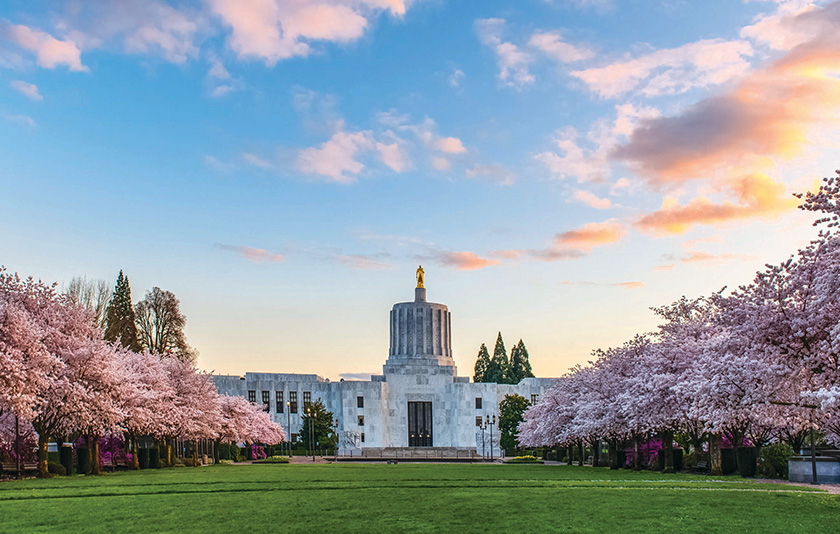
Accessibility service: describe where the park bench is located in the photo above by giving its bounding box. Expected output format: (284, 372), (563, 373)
(692, 460), (709, 474)
(1, 460), (38, 475)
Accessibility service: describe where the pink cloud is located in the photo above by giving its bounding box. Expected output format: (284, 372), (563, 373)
(209, 0), (405, 65)
(434, 136), (466, 154)
(297, 129), (374, 183)
(216, 244), (284, 263)
(3, 23), (87, 71)
(572, 189), (612, 209)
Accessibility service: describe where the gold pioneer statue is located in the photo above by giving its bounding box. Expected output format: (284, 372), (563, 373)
(416, 265), (425, 288)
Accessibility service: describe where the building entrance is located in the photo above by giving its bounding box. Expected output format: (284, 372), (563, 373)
(408, 401), (433, 447)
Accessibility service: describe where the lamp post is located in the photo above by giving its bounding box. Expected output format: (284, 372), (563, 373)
(286, 401), (291, 457)
(486, 414), (496, 462)
(333, 418), (339, 461)
(480, 419), (487, 462)
(306, 407), (316, 462)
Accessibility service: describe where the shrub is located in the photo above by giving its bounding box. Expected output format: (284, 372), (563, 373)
(236, 455), (246, 463)
(254, 456), (290, 464)
(218, 459), (234, 465)
(506, 455), (543, 464)
(737, 447), (757, 477)
(48, 461), (66, 476)
(758, 443), (793, 479)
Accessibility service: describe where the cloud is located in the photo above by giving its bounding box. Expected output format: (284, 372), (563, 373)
(536, 104), (659, 182)
(740, 1), (823, 51)
(449, 67), (465, 88)
(2, 23), (87, 71)
(561, 280), (644, 289)
(663, 250), (756, 264)
(209, 0), (406, 65)
(475, 18), (535, 88)
(572, 189), (612, 209)
(434, 136), (466, 154)
(528, 30), (594, 63)
(4, 113), (36, 129)
(653, 264), (674, 271)
(635, 174), (799, 234)
(431, 156), (451, 171)
(555, 221), (625, 250)
(571, 38), (753, 98)
(433, 251), (499, 270)
(203, 154), (235, 173)
(336, 254), (391, 270)
(612, 5), (840, 186)
(297, 129), (374, 183)
(376, 141), (411, 172)
(9, 80), (42, 101)
(241, 152), (274, 169)
(465, 164), (516, 185)
(216, 243), (285, 262)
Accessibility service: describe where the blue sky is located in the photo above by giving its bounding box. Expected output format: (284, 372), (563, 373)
(1, 0), (838, 379)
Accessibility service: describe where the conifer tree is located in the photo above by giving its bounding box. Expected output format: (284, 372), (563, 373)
(487, 332), (508, 384)
(509, 339), (535, 383)
(518, 339), (534, 378)
(473, 343), (491, 383)
(104, 270), (140, 351)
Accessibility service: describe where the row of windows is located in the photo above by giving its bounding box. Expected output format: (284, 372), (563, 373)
(247, 391), (369, 414)
(247, 392), (538, 416)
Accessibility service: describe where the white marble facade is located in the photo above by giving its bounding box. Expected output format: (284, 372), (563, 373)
(212, 283), (556, 457)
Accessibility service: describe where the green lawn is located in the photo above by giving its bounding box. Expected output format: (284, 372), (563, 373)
(0, 464), (837, 533)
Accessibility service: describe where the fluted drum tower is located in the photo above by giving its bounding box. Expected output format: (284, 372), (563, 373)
(383, 267), (456, 375)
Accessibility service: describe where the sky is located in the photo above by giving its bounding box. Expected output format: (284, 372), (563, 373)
(1, 0), (839, 381)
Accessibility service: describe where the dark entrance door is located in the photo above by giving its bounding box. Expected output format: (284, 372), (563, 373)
(408, 401), (433, 447)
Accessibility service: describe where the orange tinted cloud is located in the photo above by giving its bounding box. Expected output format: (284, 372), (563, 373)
(435, 251), (499, 271)
(555, 221), (625, 250)
(636, 174), (798, 234)
(613, 2), (840, 187)
(561, 280), (644, 289)
(216, 244), (284, 262)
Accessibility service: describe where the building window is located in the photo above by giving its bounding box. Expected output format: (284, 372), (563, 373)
(291, 433), (298, 443)
(361, 433), (365, 443)
(248, 390), (256, 403)
(289, 391), (298, 413)
(276, 391), (283, 413)
(475, 416), (482, 427)
(262, 391), (270, 412)
(531, 394), (539, 404)
(475, 397), (482, 410)
(303, 391), (311, 409)
(358, 415), (365, 426)
(357, 396), (364, 408)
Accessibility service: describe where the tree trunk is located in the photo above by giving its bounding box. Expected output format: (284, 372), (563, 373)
(608, 440), (619, 470)
(633, 435), (642, 470)
(193, 440), (199, 467)
(37, 432), (49, 478)
(661, 430), (674, 473)
(130, 433), (140, 470)
(167, 438), (174, 467)
(88, 435), (101, 475)
(577, 441), (584, 466)
(592, 439), (600, 467)
(709, 433), (723, 476)
(15, 415), (21, 480)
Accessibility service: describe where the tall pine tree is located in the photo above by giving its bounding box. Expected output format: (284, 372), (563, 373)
(473, 343), (491, 382)
(104, 270), (140, 351)
(508, 339), (535, 383)
(487, 332), (509, 384)
(518, 339), (534, 378)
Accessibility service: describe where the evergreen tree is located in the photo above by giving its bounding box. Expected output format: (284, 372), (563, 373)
(518, 339), (534, 378)
(473, 343), (491, 383)
(104, 270), (139, 351)
(487, 332), (509, 384)
(508, 339), (535, 383)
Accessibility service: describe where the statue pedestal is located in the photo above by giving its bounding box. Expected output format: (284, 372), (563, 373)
(415, 287), (426, 302)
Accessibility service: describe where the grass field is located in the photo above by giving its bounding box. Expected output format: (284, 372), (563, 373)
(1, 463), (838, 533)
